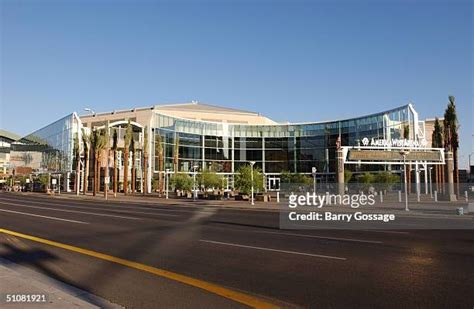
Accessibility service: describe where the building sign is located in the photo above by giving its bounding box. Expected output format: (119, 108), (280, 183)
(348, 149), (442, 162)
(361, 137), (427, 148)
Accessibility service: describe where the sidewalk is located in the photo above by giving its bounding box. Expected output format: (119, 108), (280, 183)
(10, 191), (473, 218)
(0, 258), (122, 308)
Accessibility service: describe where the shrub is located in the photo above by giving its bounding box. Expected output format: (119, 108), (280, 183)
(171, 173), (193, 192)
(234, 165), (264, 195)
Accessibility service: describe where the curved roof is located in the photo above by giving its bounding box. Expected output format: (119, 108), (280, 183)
(155, 102), (260, 115)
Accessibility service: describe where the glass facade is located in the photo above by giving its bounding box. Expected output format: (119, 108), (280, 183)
(15, 114), (76, 173)
(152, 105), (416, 177)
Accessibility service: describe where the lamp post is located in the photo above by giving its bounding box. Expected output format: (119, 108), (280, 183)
(192, 165), (199, 201)
(250, 161), (256, 206)
(165, 168), (170, 199)
(400, 151), (410, 211)
(429, 167), (433, 198)
(469, 152), (474, 182)
(312, 166), (317, 193)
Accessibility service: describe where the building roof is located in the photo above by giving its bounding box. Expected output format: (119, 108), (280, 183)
(155, 102), (260, 116)
(0, 129), (21, 141)
(154, 102), (277, 125)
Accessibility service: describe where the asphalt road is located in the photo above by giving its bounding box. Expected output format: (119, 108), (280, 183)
(1, 192), (474, 308)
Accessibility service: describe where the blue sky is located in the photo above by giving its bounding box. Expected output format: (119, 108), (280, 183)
(1, 0), (472, 166)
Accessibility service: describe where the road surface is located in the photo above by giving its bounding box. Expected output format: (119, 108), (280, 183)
(1, 193), (473, 308)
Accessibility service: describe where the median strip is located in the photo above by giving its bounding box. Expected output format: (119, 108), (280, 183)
(199, 239), (347, 260)
(0, 228), (280, 309)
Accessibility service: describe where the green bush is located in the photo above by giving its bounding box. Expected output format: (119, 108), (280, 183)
(234, 165), (264, 195)
(171, 173), (193, 192)
(344, 170), (353, 183)
(197, 169), (224, 190)
(37, 175), (49, 191)
(281, 171), (312, 185)
(374, 172), (400, 191)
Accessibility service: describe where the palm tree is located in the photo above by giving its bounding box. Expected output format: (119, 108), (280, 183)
(103, 121), (110, 198)
(131, 136), (136, 194)
(432, 118), (443, 193)
(443, 96), (459, 196)
(403, 125), (412, 194)
(155, 132), (164, 195)
(112, 128), (118, 197)
(73, 132), (80, 195)
(81, 128), (90, 195)
(143, 127), (148, 195)
(123, 120), (132, 195)
(91, 130), (98, 196)
(92, 129), (106, 196)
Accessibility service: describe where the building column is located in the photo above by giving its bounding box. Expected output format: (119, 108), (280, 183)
(445, 151), (457, 201)
(337, 149), (344, 195)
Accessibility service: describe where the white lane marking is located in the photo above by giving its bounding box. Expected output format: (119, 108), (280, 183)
(247, 230), (383, 244)
(363, 230), (410, 235)
(0, 208), (88, 224)
(199, 239), (346, 261)
(0, 197), (184, 216)
(0, 201), (141, 220)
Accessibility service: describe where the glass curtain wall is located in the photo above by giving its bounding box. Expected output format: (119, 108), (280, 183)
(151, 105), (414, 177)
(15, 114), (75, 173)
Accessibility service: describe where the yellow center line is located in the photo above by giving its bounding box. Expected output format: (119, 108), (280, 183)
(0, 228), (279, 309)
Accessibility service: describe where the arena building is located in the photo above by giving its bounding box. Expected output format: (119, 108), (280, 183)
(12, 102), (445, 193)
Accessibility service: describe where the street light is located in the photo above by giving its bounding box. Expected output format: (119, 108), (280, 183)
(165, 168), (170, 199)
(249, 161), (256, 206)
(429, 166), (433, 198)
(312, 166), (317, 193)
(84, 108), (96, 115)
(469, 152), (474, 182)
(400, 151), (410, 211)
(192, 165), (199, 201)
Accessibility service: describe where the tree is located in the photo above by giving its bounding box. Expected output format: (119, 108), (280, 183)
(171, 173), (193, 192)
(357, 172), (375, 191)
(112, 128), (119, 197)
(123, 120), (132, 195)
(234, 165), (264, 195)
(280, 171), (312, 185)
(374, 171), (399, 192)
(432, 118), (443, 193)
(91, 128), (106, 196)
(443, 96), (459, 195)
(155, 132), (164, 196)
(131, 136), (136, 194)
(37, 175), (49, 192)
(103, 121), (110, 198)
(81, 128), (90, 195)
(73, 132), (81, 195)
(142, 127), (148, 195)
(198, 169), (224, 190)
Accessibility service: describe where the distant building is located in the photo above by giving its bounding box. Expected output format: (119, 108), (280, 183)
(0, 129), (21, 183)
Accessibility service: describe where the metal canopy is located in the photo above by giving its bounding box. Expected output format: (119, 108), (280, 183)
(341, 146), (445, 165)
